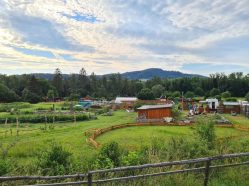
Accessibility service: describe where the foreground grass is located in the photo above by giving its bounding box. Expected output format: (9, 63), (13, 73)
(96, 125), (248, 150)
(1, 111), (248, 162)
(0, 111), (136, 165)
(224, 114), (249, 129)
(0, 109), (249, 182)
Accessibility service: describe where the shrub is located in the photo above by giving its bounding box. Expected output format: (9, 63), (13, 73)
(172, 106), (181, 120)
(172, 91), (181, 98)
(0, 160), (8, 176)
(37, 143), (72, 175)
(195, 118), (216, 149)
(0, 102), (31, 112)
(210, 88), (220, 97)
(221, 91), (231, 98)
(162, 138), (209, 161)
(122, 151), (142, 166)
(0, 114), (89, 124)
(185, 91), (195, 98)
(225, 97), (237, 102)
(245, 92), (249, 102)
(137, 88), (155, 100)
(94, 142), (121, 169)
(194, 87), (204, 96)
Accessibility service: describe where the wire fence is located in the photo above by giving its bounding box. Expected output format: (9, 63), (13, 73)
(0, 152), (248, 186)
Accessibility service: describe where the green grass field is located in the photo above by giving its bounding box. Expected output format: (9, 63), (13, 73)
(1, 110), (249, 163)
(1, 101), (249, 184)
(0, 111), (136, 164)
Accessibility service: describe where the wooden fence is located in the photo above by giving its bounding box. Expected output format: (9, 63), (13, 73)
(85, 122), (191, 148)
(85, 122), (233, 148)
(0, 152), (248, 186)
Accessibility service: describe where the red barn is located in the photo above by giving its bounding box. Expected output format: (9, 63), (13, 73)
(137, 104), (173, 120)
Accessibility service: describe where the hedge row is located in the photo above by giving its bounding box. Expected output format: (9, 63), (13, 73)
(0, 102), (31, 112)
(0, 114), (90, 124)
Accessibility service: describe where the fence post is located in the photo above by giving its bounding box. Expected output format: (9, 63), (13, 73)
(204, 159), (211, 186)
(16, 117), (19, 136)
(87, 172), (92, 186)
(74, 112), (76, 126)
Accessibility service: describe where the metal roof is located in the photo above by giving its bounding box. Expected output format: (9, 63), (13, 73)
(115, 97), (138, 103)
(137, 104), (173, 110)
(223, 102), (240, 106)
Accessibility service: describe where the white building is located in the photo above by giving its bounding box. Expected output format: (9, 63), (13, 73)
(114, 97), (138, 104)
(200, 98), (219, 110)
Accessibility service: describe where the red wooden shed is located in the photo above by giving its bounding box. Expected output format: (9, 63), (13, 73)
(137, 104), (173, 120)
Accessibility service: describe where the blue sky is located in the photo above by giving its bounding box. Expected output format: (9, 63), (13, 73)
(0, 0), (249, 75)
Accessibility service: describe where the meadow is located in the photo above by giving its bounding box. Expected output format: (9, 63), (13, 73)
(0, 102), (249, 185)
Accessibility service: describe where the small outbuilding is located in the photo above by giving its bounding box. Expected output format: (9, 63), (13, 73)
(137, 104), (173, 121)
(200, 98), (219, 112)
(114, 97), (138, 110)
(222, 102), (241, 114)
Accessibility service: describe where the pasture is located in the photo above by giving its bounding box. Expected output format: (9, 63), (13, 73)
(0, 101), (249, 186)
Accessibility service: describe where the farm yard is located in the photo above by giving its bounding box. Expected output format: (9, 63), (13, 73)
(0, 101), (249, 185)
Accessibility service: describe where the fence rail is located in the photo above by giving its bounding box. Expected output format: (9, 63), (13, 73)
(0, 152), (249, 186)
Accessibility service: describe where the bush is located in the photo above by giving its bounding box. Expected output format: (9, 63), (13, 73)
(162, 138), (209, 161)
(195, 118), (216, 149)
(245, 92), (249, 102)
(172, 91), (181, 98)
(214, 95), (221, 101)
(0, 160), (8, 176)
(172, 106), (181, 120)
(94, 142), (121, 169)
(194, 87), (204, 96)
(185, 91), (195, 98)
(0, 102), (31, 112)
(221, 91), (231, 98)
(122, 151), (143, 166)
(137, 88), (155, 100)
(210, 88), (220, 97)
(225, 97), (237, 102)
(37, 143), (72, 175)
(0, 114), (89, 124)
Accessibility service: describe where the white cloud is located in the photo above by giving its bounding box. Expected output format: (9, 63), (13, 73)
(0, 0), (249, 75)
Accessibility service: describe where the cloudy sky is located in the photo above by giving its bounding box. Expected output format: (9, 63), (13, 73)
(0, 0), (249, 75)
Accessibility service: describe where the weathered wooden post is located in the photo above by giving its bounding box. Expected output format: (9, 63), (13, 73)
(204, 159), (211, 186)
(87, 172), (92, 186)
(45, 115), (47, 130)
(74, 112), (76, 126)
(5, 118), (8, 137)
(16, 117), (19, 136)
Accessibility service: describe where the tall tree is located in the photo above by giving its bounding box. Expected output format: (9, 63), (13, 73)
(52, 68), (63, 97)
(78, 68), (89, 97)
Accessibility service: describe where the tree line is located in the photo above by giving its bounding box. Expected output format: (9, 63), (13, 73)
(0, 68), (249, 103)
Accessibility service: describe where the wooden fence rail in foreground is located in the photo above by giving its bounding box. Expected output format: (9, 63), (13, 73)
(85, 122), (233, 148)
(0, 152), (248, 186)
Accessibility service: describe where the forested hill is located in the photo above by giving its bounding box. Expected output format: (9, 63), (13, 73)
(120, 68), (204, 80)
(31, 68), (204, 80)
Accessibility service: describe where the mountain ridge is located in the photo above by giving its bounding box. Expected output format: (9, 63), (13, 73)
(14, 68), (205, 80)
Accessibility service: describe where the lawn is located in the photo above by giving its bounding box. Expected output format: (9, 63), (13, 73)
(0, 110), (137, 165)
(224, 114), (249, 129)
(1, 105), (249, 176)
(96, 125), (249, 150)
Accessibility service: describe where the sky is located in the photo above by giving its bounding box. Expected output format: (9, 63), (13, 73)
(0, 0), (249, 76)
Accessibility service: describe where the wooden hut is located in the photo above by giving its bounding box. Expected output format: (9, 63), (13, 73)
(222, 102), (241, 114)
(137, 104), (173, 122)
